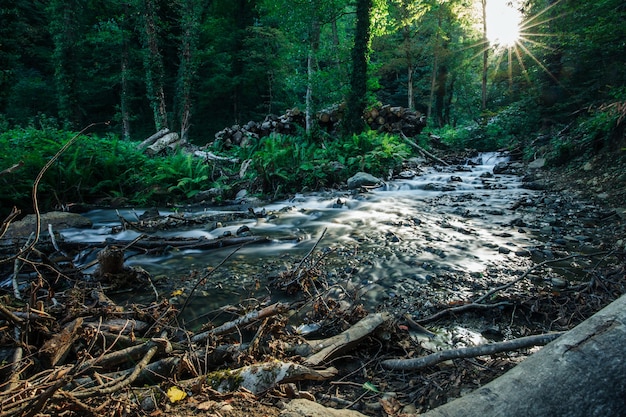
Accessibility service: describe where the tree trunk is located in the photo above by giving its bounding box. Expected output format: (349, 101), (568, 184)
(420, 293), (626, 417)
(344, 0), (373, 135)
(140, 0), (168, 131)
(49, 0), (80, 127)
(177, 0), (203, 142)
(435, 65), (448, 127)
(481, 0), (488, 111)
(306, 49), (314, 134)
(120, 12), (131, 141)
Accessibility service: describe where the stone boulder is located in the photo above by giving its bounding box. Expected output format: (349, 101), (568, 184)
(4, 211), (92, 239)
(280, 399), (367, 417)
(347, 172), (382, 189)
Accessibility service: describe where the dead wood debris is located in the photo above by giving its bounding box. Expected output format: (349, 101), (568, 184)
(0, 208), (624, 416)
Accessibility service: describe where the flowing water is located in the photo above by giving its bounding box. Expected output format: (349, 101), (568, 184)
(62, 152), (542, 325)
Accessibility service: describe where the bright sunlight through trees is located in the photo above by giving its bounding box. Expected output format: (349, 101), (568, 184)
(486, 1), (522, 47)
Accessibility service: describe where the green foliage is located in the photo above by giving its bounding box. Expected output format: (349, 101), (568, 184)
(0, 127), (205, 215)
(250, 130), (410, 195)
(433, 99), (541, 151)
(154, 151), (210, 199)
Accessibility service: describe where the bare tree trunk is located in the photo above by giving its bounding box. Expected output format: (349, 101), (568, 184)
(344, 0), (373, 135)
(305, 15), (320, 135)
(481, 0), (488, 111)
(428, 54), (437, 121)
(140, 0), (168, 131)
(407, 64), (414, 110)
(306, 49), (314, 134)
(120, 17), (131, 141)
(177, 0), (203, 142)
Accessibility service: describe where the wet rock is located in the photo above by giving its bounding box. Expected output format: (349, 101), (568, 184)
(347, 172), (381, 189)
(450, 176), (463, 182)
(193, 187), (222, 202)
(493, 162), (514, 174)
(139, 207), (160, 220)
(522, 180), (548, 190)
(396, 170), (418, 179)
(4, 211), (92, 239)
(528, 158), (546, 169)
(235, 189), (248, 201)
(422, 183), (456, 192)
(236, 225), (250, 235)
(498, 247), (511, 254)
(551, 277), (568, 288)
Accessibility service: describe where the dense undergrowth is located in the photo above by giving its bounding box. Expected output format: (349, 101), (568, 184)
(1, 99), (624, 219)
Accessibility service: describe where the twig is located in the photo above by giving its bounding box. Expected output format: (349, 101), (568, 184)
(381, 332), (564, 370)
(417, 301), (511, 324)
(177, 244), (245, 320)
(293, 228), (327, 276)
(191, 302), (288, 343)
(70, 337), (170, 398)
(26, 123), (105, 259)
(0, 206), (21, 241)
(400, 131), (449, 166)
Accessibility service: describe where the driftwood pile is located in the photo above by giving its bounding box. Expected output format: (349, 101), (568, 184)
(214, 105), (427, 148)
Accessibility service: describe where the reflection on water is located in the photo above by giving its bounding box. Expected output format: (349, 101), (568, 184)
(62, 152), (540, 318)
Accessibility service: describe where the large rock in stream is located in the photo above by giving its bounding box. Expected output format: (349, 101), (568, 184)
(4, 211), (92, 239)
(347, 172), (382, 189)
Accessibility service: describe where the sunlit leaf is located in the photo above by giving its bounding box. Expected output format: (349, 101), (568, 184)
(167, 386), (187, 403)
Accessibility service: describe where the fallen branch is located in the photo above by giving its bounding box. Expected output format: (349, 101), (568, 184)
(191, 302), (288, 343)
(0, 161), (24, 176)
(419, 295), (626, 417)
(417, 301), (511, 324)
(400, 132), (449, 166)
(381, 332), (564, 371)
(183, 361), (338, 395)
(304, 312), (391, 366)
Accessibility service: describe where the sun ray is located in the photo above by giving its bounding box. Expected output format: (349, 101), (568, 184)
(521, 0), (564, 28)
(516, 41), (562, 87)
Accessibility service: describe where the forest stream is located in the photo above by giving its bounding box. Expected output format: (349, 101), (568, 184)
(2, 151), (625, 417)
(59, 152), (623, 343)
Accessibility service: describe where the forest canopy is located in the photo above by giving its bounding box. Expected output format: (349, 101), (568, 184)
(1, 0), (624, 145)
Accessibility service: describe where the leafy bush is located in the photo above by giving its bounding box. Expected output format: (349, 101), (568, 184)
(0, 127), (414, 217)
(436, 99), (541, 151)
(0, 127), (172, 215)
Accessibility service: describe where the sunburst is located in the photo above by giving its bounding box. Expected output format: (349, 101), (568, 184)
(481, 0), (567, 95)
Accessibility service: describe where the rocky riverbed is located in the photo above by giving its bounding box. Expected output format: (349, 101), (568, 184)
(1, 150), (624, 417)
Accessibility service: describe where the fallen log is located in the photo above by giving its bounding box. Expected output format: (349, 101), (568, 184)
(419, 293), (626, 417)
(59, 235), (271, 251)
(145, 132), (182, 156)
(381, 332), (564, 371)
(136, 128), (170, 150)
(400, 132), (449, 166)
(185, 361), (338, 395)
(303, 312), (391, 366)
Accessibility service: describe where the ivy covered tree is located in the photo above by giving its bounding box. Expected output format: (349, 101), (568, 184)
(344, 0), (373, 135)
